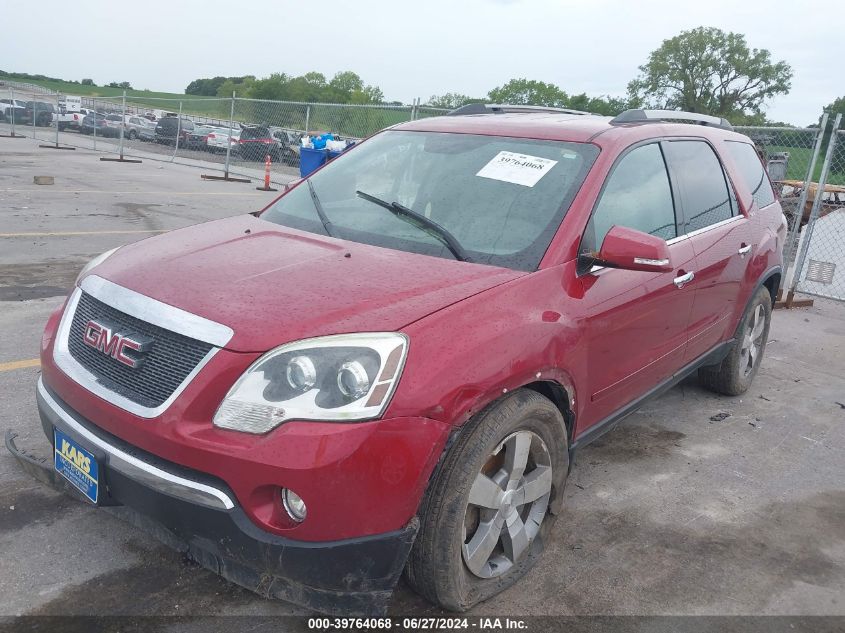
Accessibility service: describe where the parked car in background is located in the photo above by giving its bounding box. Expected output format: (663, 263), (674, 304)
(0, 98), (27, 122)
(79, 113), (117, 137)
(154, 116), (195, 145)
(270, 127), (301, 166)
(204, 127), (240, 153)
(57, 111), (87, 132)
(238, 125), (283, 161)
(124, 115), (156, 141)
(184, 125), (214, 151)
(20, 101), (56, 127)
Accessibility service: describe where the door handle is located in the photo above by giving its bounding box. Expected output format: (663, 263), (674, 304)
(673, 271), (695, 288)
(738, 244), (752, 256)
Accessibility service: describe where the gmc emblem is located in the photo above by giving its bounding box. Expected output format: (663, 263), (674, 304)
(82, 320), (151, 369)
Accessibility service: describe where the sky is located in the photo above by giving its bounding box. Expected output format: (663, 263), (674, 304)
(3, 0), (838, 126)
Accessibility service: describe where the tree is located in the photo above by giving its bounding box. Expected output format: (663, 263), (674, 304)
(107, 81), (133, 89)
(487, 79), (569, 107)
(628, 27), (792, 120)
(426, 93), (482, 109)
(80, 78), (95, 86)
(185, 76), (228, 96)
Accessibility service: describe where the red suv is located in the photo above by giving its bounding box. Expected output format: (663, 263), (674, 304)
(11, 106), (785, 615)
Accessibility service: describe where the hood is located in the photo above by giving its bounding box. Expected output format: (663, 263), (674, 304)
(91, 215), (524, 352)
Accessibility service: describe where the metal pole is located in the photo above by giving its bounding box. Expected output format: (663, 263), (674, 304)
(223, 91), (236, 178)
(118, 89), (126, 159)
(9, 86), (17, 137)
(305, 104), (310, 135)
(787, 112), (842, 303)
(92, 99), (97, 150)
(55, 92), (60, 146)
(781, 113), (829, 292)
(32, 92), (37, 139)
(171, 100), (182, 162)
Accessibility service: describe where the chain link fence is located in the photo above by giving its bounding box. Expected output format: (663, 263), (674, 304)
(3, 81), (845, 305)
(0, 82), (445, 183)
(786, 114), (845, 303)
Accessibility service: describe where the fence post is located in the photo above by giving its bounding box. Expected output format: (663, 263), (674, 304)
(55, 92), (60, 146)
(8, 86), (19, 137)
(32, 94), (37, 139)
(171, 100), (182, 162)
(781, 113), (829, 292)
(305, 104), (311, 134)
(224, 91), (235, 178)
(118, 89), (126, 159)
(786, 112), (842, 305)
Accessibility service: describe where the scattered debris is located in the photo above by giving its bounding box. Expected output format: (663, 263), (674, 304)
(748, 421), (757, 428)
(710, 412), (731, 422)
(571, 544), (583, 550)
(574, 483), (585, 490)
(759, 395), (772, 401)
(835, 402), (845, 410)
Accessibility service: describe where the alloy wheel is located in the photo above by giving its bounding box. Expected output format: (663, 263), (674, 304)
(462, 430), (552, 578)
(740, 304), (766, 378)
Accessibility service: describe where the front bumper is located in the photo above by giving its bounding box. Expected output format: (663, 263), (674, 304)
(7, 378), (418, 615)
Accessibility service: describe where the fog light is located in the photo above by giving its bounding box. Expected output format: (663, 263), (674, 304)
(282, 488), (307, 522)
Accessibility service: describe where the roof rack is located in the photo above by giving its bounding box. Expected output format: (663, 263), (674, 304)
(447, 103), (594, 117)
(610, 109), (733, 130)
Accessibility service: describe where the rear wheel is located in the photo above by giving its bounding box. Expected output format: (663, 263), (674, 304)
(406, 389), (569, 611)
(698, 286), (772, 396)
(127, 129), (137, 140)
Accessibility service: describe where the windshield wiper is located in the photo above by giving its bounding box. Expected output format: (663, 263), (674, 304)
(306, 179), (336, 237)
(355, 190), (471, 262)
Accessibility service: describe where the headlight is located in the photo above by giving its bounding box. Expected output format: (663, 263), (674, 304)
(213, 333), (409, 434)
(76, 247), (119, 283)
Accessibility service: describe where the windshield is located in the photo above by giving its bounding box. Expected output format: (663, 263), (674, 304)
(261, 131), (598, 271)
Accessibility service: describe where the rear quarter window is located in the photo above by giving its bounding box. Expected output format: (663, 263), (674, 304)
(725, 141), (776, 209)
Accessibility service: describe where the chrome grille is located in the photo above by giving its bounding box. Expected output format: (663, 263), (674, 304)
(67, 292), (213, 408)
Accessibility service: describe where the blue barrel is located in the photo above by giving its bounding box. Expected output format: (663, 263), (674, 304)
(299, 147), (328, 178)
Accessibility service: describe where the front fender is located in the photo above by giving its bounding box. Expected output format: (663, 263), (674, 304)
(387, 264), (583, 429)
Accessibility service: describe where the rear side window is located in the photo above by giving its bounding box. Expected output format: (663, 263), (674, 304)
(663, 140), (734, 233)
(584, 142), (677, 252)
(725, 141), (776, 209)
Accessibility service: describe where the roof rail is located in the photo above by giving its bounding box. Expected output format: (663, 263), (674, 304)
(610, 109), (733, 130)
(447, 103), (594, 117)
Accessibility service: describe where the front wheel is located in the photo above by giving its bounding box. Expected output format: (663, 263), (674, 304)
(699, 286), (772, 396)
(405, 389), (569, 611)
(127, 130), (137, 140)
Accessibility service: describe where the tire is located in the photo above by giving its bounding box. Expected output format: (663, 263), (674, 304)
(698, 286), (772, 396)
(405, 389), (569, 611)
(128, 130), (137, 140)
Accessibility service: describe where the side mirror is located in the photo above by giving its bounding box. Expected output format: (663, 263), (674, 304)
(594, 225), (673, 273)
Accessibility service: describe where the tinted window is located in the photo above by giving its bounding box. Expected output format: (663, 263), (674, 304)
(263, 131), (599, 271)
(584, 143), (676, 252)
(241, 127), (270, 140)
(725, 141), (776, 209)
(664, 140), (734, 233)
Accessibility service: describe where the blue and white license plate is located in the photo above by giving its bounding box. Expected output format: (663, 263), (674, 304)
(54, 428), (99, 504)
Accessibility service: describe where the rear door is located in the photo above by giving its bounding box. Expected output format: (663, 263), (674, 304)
(662, 139), (754, 363)
(578, 141), (696, 429)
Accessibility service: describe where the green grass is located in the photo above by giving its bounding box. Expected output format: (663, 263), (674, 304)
(1, 74), (232, 119)
(762, 144), (845, 186)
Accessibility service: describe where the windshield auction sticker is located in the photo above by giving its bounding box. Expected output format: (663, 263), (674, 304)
(476, 151), (558, 187)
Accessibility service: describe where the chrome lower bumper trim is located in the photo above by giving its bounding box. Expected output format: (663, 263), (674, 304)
(37, 377), (235, 510)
